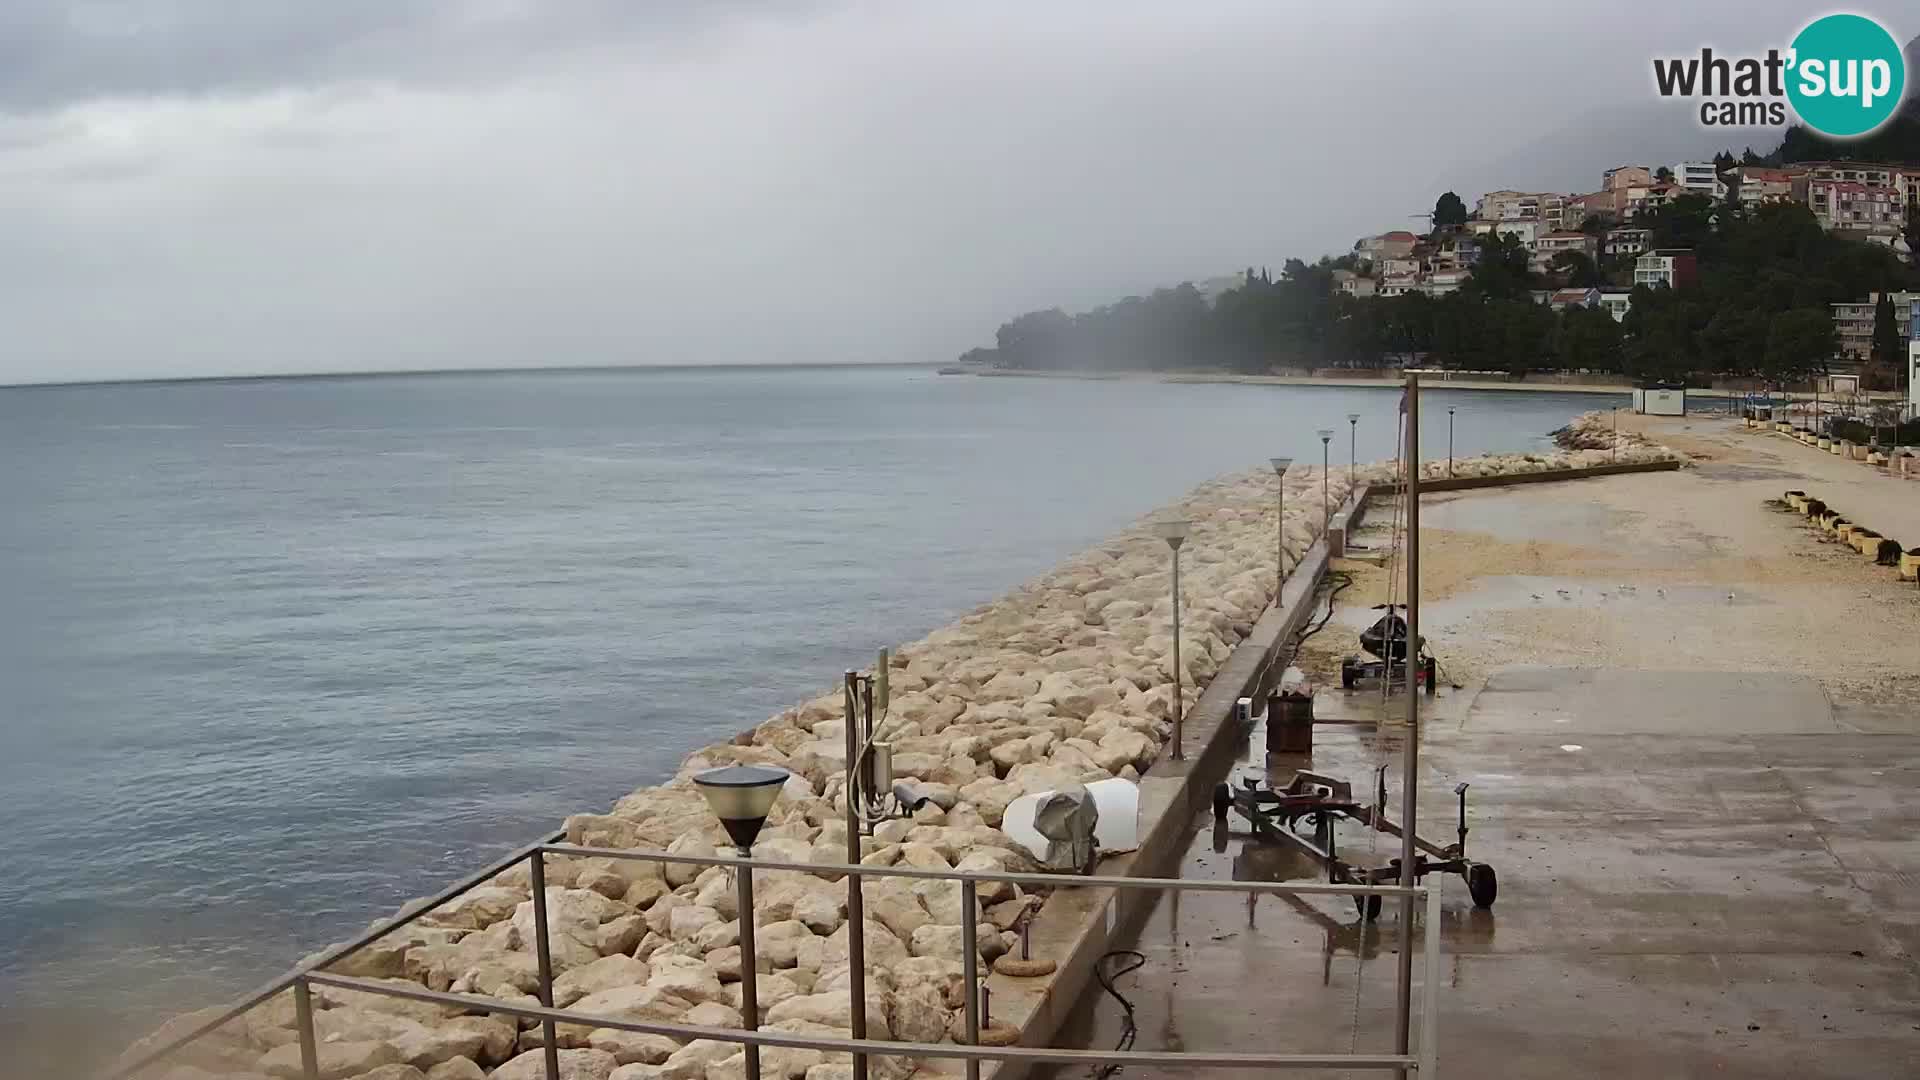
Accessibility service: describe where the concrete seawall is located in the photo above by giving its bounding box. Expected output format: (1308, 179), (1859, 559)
(983, 487), (1372, 1080)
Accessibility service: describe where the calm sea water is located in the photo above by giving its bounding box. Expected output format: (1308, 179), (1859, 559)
(0, 366), (1599, 1059)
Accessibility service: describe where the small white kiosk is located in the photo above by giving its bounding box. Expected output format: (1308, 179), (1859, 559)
(1632, 381), (1688, 416)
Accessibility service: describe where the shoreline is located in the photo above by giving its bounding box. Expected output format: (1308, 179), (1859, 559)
(965, 367), (1635, 395)
(114, 413), (1683, 1080)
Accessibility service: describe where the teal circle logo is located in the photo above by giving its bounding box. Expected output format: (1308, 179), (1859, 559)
(1786, 14), (1906, 137)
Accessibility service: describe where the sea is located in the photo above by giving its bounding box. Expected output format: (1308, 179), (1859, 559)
(0, 365), (1601, 1067)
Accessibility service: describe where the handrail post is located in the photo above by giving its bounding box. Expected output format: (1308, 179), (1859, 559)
(530, 851), (560, 1080)
(843, 671), (869, 1080)
(960, 878), (980, 1080)
(738, 858), (762, 1080)
(293, 979), (319, 1080)
(1419, 883), (1442, 1075)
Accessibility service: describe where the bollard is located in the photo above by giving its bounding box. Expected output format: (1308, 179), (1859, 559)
(293, 980), (319, 1080)
(530, 853), (560, 1080)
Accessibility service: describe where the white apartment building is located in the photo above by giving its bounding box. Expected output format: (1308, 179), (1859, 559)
(1604, 228), (1652, 257)
(1831, 291), (1918, 362)
(1634, 249), (1697, 289)
(1674, 161), (1724, 199)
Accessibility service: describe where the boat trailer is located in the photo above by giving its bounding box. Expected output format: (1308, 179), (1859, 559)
(1213, 766), (1497, 919)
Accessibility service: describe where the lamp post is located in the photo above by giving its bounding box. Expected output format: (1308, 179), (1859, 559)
(1448, 407), (1456, 476)
(1151, 519), (1191, 760)
(694, 764), (790, 1080)
(1269, 457), (1292, 599)
(1317, 429), (1335, 535)
(1347, 413), (1360, 489)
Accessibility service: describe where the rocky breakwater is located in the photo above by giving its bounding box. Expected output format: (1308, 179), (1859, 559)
(118, 432), (1673, 1080)
(1544, 410), (1680, 465)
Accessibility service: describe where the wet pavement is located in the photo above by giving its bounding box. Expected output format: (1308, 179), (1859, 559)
(1044, 419), (1920, 1079)
(1044, 706), (1920, 1079)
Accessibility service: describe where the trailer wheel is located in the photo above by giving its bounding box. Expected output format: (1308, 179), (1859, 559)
(1466, 863), (1498, 908)
(1354, 893), (1382, 921)
(1341, 657), (1357, 689)
(1212, 783), (1231, 820)
(1423, 656), (1437, 696)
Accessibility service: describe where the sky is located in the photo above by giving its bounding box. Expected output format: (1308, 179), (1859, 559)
(0, 1), (1904, 384)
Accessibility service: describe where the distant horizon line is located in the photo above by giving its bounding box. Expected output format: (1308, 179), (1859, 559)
(0, 359), (945, 391)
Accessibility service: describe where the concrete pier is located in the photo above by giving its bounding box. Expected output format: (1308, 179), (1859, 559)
(1048, 415), (1920, 1079)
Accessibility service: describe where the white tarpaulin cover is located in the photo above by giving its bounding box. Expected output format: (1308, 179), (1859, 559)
(1002, 777), (1141, 865)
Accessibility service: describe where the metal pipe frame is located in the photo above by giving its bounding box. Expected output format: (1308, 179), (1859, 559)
(300, 970), (1422, 1070)
(104, 829), (567, 1080)
(107, 841), (1439, 1080)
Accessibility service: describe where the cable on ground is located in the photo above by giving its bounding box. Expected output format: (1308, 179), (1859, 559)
(1089, 949), (1146, 1080)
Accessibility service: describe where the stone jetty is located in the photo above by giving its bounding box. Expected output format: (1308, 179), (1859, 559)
(120, 423), (1680, 1080)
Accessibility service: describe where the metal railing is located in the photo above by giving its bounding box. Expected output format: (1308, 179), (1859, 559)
(107, 840), (1445, 1080)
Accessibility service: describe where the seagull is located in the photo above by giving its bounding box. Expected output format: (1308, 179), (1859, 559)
(1727, 591), (1736, 603)
(1556, 588), (1572, 600)
(1657, 587), (1666, 598)
(1530, 593), (1543, 601)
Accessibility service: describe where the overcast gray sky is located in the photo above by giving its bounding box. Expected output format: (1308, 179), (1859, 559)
(0, 1), (1894, 384)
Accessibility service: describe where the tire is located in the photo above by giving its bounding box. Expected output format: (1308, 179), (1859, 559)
(1354, 893), (1382, 921)
(1467, 863), (1498, 908)
(1423, 656), (1437, 696)
(1341, 658), (1357, 689)
(1212, 782), (1231, 820)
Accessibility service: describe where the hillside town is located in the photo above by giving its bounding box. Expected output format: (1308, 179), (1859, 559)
(1342, 160), (1920, 380)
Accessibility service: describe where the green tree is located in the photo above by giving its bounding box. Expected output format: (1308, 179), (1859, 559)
(1555, 304), (1624, 371)
(1467, 230), (1533, 302)
(1549, 250), (1603, 288)
(1432, 191), (1469, 229)
(1655, 166), (1675, 183)
(1872, 291), (1903, 372)
(1906, 206), (1920, 269)
(1764, 308), (1837, 382)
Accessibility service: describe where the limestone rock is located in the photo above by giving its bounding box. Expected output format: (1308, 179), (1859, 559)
(683, 1000), (744, 1029)
(491, 1048), (619, 1080)
(647, 953), (728, 1004)
(425, 1058), (487, 1080)
(346, 1066), (427, 1080)
(258, 1039), (398, 1080)
(588, 1028), (681, 1066)
(664, 835), (717, 888)
(554, 955), (653, 1008)
(420, 886), (526, 930)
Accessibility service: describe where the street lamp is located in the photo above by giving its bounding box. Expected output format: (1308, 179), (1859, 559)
(1151, 518), (1191, 761)
(1447, 407), (1456, 477)
(1269, 457), (1292, 599)
(1347, 413), (1360, 489)
(694, 764), (790, 1080)
(1317, 428), (1335, 535)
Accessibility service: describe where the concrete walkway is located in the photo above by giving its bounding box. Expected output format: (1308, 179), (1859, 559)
(1043, 416), (1920, 1079)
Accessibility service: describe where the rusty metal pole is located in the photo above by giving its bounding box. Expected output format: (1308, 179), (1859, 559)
(1393, 370), (1421, 1069)
(842, 671), (869, 1080)
(960, 879), (981, 1080)
(530, 852), (560, 1080)
(737, 857), (762, 1080)
(293, 980), (319, 1080)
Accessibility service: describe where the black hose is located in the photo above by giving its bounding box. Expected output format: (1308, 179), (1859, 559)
(1290, 571), (1355, 650)
(1090, 949), (1146, 1080)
